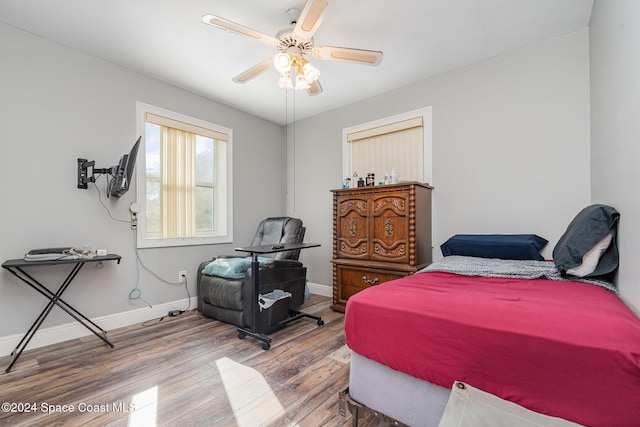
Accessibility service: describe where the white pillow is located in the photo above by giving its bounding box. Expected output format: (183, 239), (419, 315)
(566, 232), (613, 277)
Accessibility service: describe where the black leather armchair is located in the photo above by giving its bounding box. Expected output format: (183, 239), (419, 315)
(197, 217), (308, 329)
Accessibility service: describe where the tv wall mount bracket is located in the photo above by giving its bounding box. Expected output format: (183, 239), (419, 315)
(77, 158), (112, 189)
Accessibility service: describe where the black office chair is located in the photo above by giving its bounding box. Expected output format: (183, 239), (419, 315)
(197, 217), (315, 330)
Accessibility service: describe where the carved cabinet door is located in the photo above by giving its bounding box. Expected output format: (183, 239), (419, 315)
(336, 195), (369, 260)
(370, 193), (409, 263)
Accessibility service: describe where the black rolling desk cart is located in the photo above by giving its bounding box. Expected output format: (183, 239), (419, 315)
(234, 243), (323, 350)
(1, 254), (121, 372)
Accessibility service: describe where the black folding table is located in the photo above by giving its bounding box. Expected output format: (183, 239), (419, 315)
(234, 243), (323, 350)
(1, 254), (121, 372)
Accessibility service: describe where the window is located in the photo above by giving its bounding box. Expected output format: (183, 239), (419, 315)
(136, 102), (233, 248)
(342, 107), (432, 186)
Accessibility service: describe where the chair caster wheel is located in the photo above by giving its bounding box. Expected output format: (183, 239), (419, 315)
(317, 319), (325, 326)
(262, 342), (270, 350)
(238, 332), (246, 340)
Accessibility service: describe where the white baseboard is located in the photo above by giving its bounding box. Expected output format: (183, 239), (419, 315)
(1, 284), (333, 356)
(0, 297), (197, 356)
(307, 281), (332, 297)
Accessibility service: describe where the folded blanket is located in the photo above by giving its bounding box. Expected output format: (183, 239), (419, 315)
(422, 256), (618, 294)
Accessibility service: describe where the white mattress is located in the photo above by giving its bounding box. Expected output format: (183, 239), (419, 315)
(349, 351), (450, 427)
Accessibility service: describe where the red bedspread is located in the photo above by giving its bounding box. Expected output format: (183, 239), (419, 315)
(344, 271), (640, 427)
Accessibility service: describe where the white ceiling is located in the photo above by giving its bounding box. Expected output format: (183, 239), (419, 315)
(0, 0), (593, 125)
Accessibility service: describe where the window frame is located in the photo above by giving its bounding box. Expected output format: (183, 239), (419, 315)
(135, 102), (233, 248)
(342, 107), (433, 186)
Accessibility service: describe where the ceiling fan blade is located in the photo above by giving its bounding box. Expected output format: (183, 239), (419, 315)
(202, 14), (279, 47)
(311, 45), (383, 66)
(307, 79), (323, 96)
(232, 58), (273, 84)
(293, 0), (329, 40)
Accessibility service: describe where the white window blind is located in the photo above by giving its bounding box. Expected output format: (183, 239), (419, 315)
(348, 117), (424, 183)
(160, 126), (196, 238)
(146, 112), (229, 142)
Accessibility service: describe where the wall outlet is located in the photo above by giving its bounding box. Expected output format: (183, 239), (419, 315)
(178, 270), (187, 282)
(130, 212), (137, 230)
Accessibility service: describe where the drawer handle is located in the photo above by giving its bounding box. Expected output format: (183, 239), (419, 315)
(362, 275), (379, 285)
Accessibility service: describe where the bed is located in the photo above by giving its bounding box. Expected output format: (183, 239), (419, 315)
(341, 206), (640, 427)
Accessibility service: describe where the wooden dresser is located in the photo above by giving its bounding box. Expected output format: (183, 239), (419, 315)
(330, 182), (433, 312)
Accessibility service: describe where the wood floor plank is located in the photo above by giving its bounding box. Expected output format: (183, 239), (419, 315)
(0, 295), (389, 427)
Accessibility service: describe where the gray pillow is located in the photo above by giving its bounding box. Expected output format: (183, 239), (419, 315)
(553, 204), (619, 279)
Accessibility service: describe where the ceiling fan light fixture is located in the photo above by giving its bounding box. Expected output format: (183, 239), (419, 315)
(276, 55), (320, 90)
(278, 72), (293, 89)
(273, 52), (292, 73)
(302, 62), (320, 83)
(295, 74), (311, 90)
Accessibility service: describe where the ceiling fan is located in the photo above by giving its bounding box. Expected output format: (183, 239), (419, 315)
(202, 0), (383, 96)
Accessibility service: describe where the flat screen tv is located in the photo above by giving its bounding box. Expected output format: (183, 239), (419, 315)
(108, 136), (141, 198)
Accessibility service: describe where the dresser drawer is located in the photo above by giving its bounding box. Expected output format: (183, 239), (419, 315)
(331, 264), (408, 312)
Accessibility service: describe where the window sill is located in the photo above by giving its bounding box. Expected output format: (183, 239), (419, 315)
(136, 235), (233, 249)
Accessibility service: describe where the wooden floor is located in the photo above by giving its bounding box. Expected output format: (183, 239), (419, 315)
(0, 295), (387, 427)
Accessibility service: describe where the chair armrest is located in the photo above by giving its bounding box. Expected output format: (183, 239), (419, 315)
(262, 259), (303, 268)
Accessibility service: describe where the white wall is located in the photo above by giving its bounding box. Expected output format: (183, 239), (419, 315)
(0, 23), (285, 339)
(590, 0), (640, 313)
(288, 30), (591, 292)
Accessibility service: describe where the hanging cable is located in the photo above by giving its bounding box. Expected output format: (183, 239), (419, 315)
(294, 89), (298, 211)
(126, 215), (182, 316)
(128, 289), (152, 308)
(89, 142), (189, 313)
(127, 228), (153, 308)
(131, 229), (182, 285)
(183, 275), (191, 311)
(291, 86), (297, 212)
(285, 80), (289, 203)
(92, 179), (129, 223)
